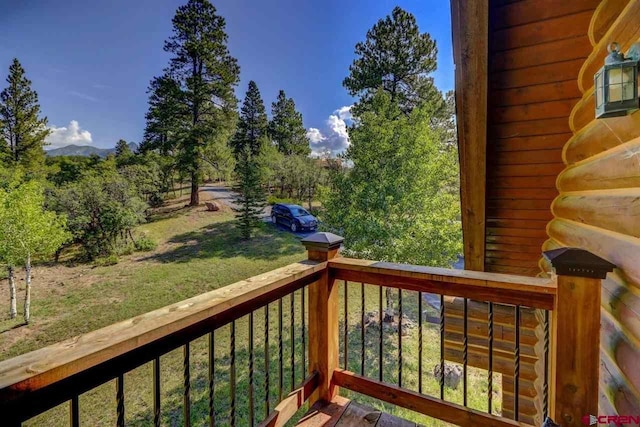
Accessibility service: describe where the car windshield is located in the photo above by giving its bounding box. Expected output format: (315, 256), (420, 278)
(292, 208), (310, 217)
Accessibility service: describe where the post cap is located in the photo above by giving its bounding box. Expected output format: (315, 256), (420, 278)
(301, 232), (344, 252)
(543, 247), (616, 279)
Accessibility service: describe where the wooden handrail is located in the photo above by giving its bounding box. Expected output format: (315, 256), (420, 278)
(0, 260), (325, 413)
(329, 257), (557, 309)
(333, 369), (534, 427)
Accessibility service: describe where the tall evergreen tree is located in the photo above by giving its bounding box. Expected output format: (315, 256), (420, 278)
(115, 139), (133, 158)
(0, 58), (49, 172)
(232, 81), (268, 156)
(233, 146), (265, 239)
(269, 90), (310, 156)
(144, 0), (240, 206)
(343, 7), (443, 115)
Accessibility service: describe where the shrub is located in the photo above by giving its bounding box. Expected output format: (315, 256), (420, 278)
(267, 195), (301, 206)
(134, 236), (157, 252)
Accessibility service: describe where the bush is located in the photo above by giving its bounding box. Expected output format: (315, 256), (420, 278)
(134, 236), (157, 252)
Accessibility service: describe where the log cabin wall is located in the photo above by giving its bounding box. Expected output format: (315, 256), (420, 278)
(485, 0), (600, 276)
(542, 0), (640, 416)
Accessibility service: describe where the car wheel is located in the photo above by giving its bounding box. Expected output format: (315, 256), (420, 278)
(271, 215), (277, 225)
(290, 222), (297, 232)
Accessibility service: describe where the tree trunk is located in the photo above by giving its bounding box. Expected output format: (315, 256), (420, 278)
(190, 171), (199, 206)
(24, 254), (31, 324)
(8, 266), (16, 319)
(384, 287), (395, 322)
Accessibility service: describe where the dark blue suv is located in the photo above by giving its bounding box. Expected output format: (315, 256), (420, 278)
(271, 204), (318, 232)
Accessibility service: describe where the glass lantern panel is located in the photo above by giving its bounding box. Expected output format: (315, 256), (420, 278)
(621, 66), (635, 100)
(607, 67), (623, 102)
(596, 71), (603, 107)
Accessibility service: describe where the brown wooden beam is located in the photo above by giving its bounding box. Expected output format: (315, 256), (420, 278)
(332, 369), (532, 427)
(259, 372), (319, 427)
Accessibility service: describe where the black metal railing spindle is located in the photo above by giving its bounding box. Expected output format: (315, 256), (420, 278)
(488, 302), (494, 415)
(153, 357), (161, 427)
(439, 294), (445, 400)
(514, 305), (521, 421)
(344, 281), (348, 369)
(463, 298), (468, 407)
(398, 289), (403, 388)
(361, 282), (365, 376)
(278, 299), (283, 402)
(379, 285), (384, 382)
(249, 312), (255, 427)
(543, 310), (550, 418)
(302, 288), (306, 378)
(230, 322), (236, 427)
(209, 332), (215, 427)
(418, 292), (423, 394)
(264, 305), (270, 416)
(183, 343), (191, 427)
(290, 292), (295, 389)
(117, 374), (125, 427)
(70, 395), (79, 427)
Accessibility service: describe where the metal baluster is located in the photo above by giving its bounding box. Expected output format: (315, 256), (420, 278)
(543, 310), (550, 418)
(344, 281), (348, 370)
(290, 292), (295, 389)
(230, 322), (236, 427)
(439, 294), (445, 400)
(70, 395), (79, 427)
(379, 285), (384, 382)
(302, 287), (306, 378)
(264, 304), (270, 416)
(209, 332), (215, 427)
(514, 305), (521, 421)
(463, 298), (468, 407)
(418, 292), (423, 394)
(184, 343), (191, 427)
(249, 312), (255, 427)
(398, 289), (403, 388)
(116, 374), (125, 427)
(361, 282), (365, 376)
(153, 357), (161, 427)
(488, 302), (494, 414)
(278, 298), (283, 403)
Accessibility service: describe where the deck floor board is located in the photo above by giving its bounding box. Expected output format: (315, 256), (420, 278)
(297, 397), (419, 427)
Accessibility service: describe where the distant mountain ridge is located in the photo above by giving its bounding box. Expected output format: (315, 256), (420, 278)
(46, 142), (138, 158)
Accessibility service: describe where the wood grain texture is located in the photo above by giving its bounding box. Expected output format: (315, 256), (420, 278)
(332, 370), (534, 427)
(329, 257), (556, 309)
(577, 0), (640, 92)
(492, 0), (600, 29)
(589, 0), (631, 45)
(452, 0), (488, 271)
(551, 275), (601, 426)
(0, 260), (325, 402)
(557, 136), (640, 191)
(551, 188), (640, 238)
(563, 110), (640, 164)
(260, 372), (319, 427)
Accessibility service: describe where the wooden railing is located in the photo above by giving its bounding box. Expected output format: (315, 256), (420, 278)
(0, 233), (614, 426)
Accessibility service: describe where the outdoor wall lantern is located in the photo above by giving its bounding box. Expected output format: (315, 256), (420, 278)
(595, 42), (640, 119)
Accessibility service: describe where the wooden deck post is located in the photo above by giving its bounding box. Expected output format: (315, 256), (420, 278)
(302, 232), (343, 405)
(543, 248), (615, 426)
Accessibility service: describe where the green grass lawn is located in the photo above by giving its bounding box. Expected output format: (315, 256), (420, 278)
(0, 203), (500, 426)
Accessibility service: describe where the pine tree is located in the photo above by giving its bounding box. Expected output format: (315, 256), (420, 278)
(144, 0), (240, 206)
(232, 81), (268, 156)
(233, 146), (265, 239)
(343, 7), (444, 115)
(115, 139), (133, 158)
(269, 90), (310, 156)
(0, 58), (49, 172)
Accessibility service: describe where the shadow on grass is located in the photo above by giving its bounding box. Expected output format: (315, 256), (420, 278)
(139, 220), (302, 264)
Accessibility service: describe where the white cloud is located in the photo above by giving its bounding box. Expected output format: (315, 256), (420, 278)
(306, 105), (353, 156)
(46, 120), (93, 148)
(69, 91), (99, 102)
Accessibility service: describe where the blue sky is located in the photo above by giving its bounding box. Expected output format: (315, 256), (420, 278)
(0, 0), (453, 153)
